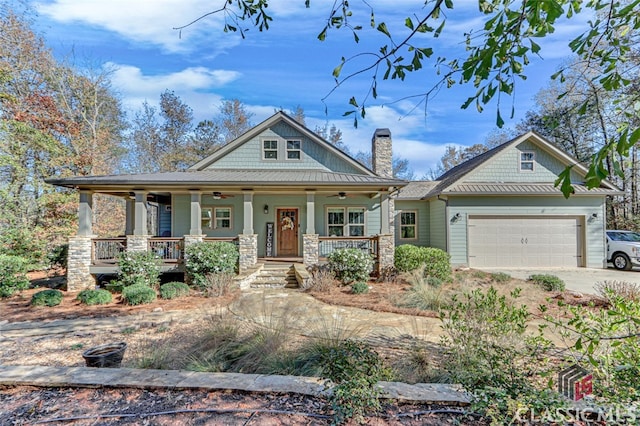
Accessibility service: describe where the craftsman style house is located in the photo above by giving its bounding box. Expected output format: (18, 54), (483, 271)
(48, 111), (620, 290)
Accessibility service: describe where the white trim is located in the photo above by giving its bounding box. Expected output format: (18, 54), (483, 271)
(519, 150), (535, 172)
(262, 138), (278, 160)
(325, 205), (367, 237)
(398, 209), (418, 240)
(286, 139), (302, 160)
(213, 206), (233, 229)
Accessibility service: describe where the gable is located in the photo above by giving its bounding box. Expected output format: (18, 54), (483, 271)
(462, 139), (584, 184)
(203, 120), (365, 174)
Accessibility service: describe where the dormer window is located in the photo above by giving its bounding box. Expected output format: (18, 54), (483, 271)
(520, 151), (535, 171)
(263, 140), (278, 160)
(286, 140), (301, 159)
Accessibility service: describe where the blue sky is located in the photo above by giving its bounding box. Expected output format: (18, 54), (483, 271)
(32, 0), (589, 177)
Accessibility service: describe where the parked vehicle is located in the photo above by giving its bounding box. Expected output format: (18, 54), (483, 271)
(606, 230), (640, 270)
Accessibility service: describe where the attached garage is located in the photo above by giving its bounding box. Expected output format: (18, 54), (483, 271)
(467, 215), (584, 268)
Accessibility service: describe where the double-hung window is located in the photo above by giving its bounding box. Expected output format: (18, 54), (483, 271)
(201, 208), (212, 229)
(263, 140), (278, 159)
(286, 140), (301, 159)
(520, 151), (535, 171)
(327, 207), (365, 237)
(399, 211), (417, 239)
(214, 207), (231, 229)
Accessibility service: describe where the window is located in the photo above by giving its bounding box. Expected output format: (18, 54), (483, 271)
(263, 140), (278, 159)
(214, 207), (232, 229)
(286, 139), (301, 159)
(201, 208), (212, 229)
(520, 151), (535, 171)
(399, 211), (417, 239)
(327, 207), (365, 237)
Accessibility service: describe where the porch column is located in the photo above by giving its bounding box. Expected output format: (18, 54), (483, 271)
(125, 198), (135, 235)
(243, 191), (254, 234)
(380, 193), (390, 234)
(306, 192), (315, 234)
(304, 191), (319, 266)
(133, 191), (148, 236)
(189, 191), (202, 235)
(377, 190), (395, 273)
(78, 190), (93, 236)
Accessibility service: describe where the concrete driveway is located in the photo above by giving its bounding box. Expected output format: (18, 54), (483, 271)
(478, 267), (640, 295)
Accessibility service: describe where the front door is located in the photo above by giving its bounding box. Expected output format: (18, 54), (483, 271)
(277, 208), (298, 256)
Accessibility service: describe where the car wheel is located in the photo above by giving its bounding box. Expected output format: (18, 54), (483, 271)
(612, 253), (632, 271)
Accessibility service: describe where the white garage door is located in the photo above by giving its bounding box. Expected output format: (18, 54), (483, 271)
(467, 216), (583, 268)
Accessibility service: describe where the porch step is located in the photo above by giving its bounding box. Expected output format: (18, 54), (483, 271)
(251, 264), (298, 289)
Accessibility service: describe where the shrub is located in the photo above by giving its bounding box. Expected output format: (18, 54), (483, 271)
(76, 289), (112, 305)
(0, 254), (30, 298)
(320, 340), (391, 424)
(394, 245), (452, 282)
(121, 283), (157, 305)
(31, 289), (63, 307)
(116, 251), (161, 288)
(47, 244), (68, 269)
(305, 264), (335, 292)
(490, 272), (511, 283)
(327, 248), (374, 284)
(351, 281), (369, 294)
(594, 280), (640, 302)
(201, 272), (236, 297)
(529, 274), (565, 291)
(185, 242), (239, 289)
(160, 281), (190, 299)
(0, 227), (47, 267)
(396, 267), (446, 311)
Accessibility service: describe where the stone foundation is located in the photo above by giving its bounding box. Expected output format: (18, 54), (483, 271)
(67, 236), (96, 292)
(238, 234), (258, 272)
(303, 234), (319, 267)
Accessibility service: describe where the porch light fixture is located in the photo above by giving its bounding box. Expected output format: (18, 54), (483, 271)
(213, 192), (222, 200)
(338, 192), (346, 200)
(451, 212), (462, 223)
(591, 213), (598, 218)
(264, 204), (269, 214)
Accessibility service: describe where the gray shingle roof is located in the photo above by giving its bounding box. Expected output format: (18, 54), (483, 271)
(46, 169), (406, 188)
(395, 181), (439, 199)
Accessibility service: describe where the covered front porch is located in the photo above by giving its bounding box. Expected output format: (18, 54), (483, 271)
(67, 188), (395, 291)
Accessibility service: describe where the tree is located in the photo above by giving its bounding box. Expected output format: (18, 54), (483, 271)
(353, 151), (415, 180)
(179, 0), (640, 195)
(217, 98), (253, 143)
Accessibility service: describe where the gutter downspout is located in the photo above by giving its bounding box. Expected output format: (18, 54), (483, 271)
(437, 195), (449, 253)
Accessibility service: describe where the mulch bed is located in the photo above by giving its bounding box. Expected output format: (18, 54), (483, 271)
(0, 386), (479, 425)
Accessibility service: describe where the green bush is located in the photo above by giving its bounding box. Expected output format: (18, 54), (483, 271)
(160, 281), (190, 299)
(327, 248), (374, 284)
(490, 272), (511, 283)
(185, 242), (239, 289)
(394, 245), (452, 281)
(116, 251), (161, 288)
(76, 289), (112, 305)
(0, 254), (31, 298)
(47, 244), (68, 269)
(320, 340), (391, 424)
(0, 227), (47, 267)
(529, 274), (565, 291)
(31, 289), (63, 307)
(121, 283), (157, 305)
(351, 281), (369, 294)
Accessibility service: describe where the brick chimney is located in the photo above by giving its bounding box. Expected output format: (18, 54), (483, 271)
(372, 128), (392, 178)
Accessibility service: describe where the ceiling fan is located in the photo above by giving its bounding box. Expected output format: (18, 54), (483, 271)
(328, 192), (349, 199)
(212, 191), (235, 200)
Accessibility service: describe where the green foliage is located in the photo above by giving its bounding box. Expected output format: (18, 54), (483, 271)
(594, 280), (640, 302)
(116, 251), (161, 288)
(0, 227), (47, 268)
(528, 274), (565, 291)
(547, 292), (640, 403)
(439, 287), (552, 395)
(320, 340), (391, 424)
(185, 242), (238, 289)
(160, 281), (190, 299)
(350, 281), (369, 294)
(490, 272), (511, 283)
(0, 254), (30, 297)
(121, 283), (157, 305)
(394, 244), (452, 281)
(327, 248), (373, 284)
(395, 267), (446, 311)
(30, 289), (63, 307)
(76, 289), (112, 305)
(47, 244), (68, 269)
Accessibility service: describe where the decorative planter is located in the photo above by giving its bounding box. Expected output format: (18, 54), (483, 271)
(82, 342), (127, 368)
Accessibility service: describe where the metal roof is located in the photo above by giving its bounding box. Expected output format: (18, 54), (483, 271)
(441, 182), (623, 196)
(46, 168), (406, 189)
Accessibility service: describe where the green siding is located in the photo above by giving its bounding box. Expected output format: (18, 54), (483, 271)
(172, 194), (190, 237)
(201, 195), (243, 237)
(429, 199), (447, 251)
(206, 122), (363, 173)
(446, 196), (606, 268)
(394, 200), (430, 247)
(466, 140), (583, 183)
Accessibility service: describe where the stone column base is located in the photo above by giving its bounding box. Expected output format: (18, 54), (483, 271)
(126, 235), (150, 252)
(377, 234), (395, 273)
(67, 236), (96, 292)
(303, 234), (319, 267)
(238, 234), (258, 272)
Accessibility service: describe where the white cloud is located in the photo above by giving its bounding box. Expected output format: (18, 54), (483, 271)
(36, 0), (238, 53)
